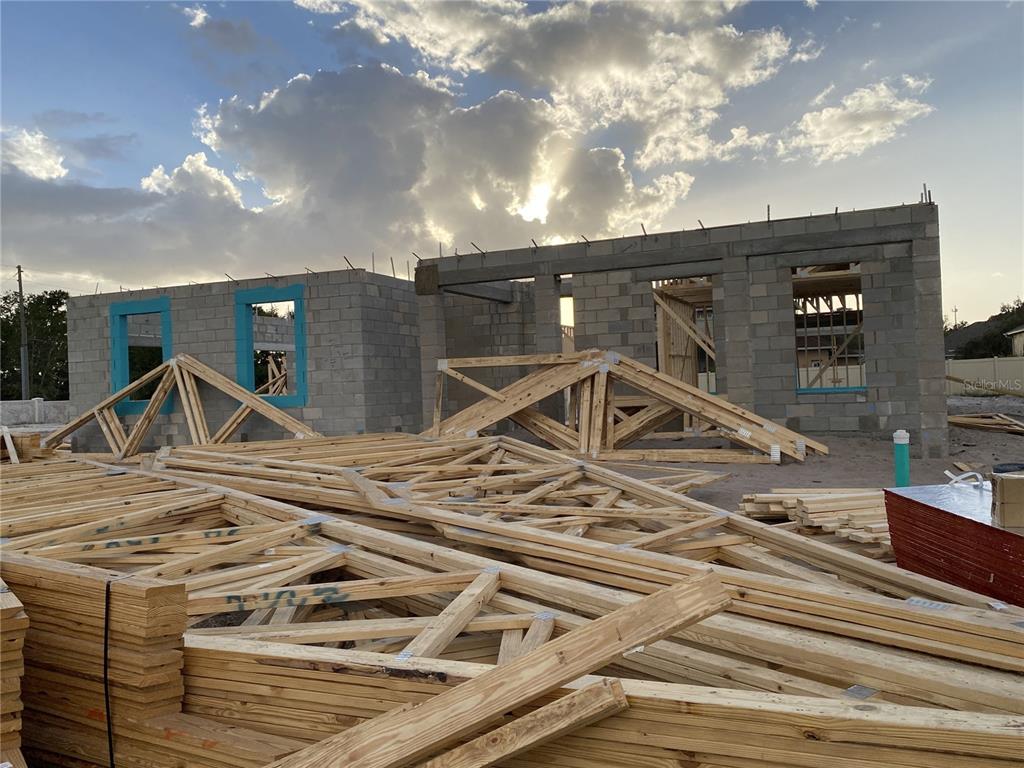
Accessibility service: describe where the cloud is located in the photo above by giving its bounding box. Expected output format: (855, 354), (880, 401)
(778, 78), (935, 163)
(0, 167), (155, 219)
(901, 73), (933, 94)
(2, 59), (699, 289)
(4, 4), (807, 290)
(810, 82), (835, 106)
(1, 151), (255, 288)
(336, 2), (790, 170)
(194, 17), (261, 54)
(180, 5), (260, 54)
(861, 58), (876, 70)
(1, 128), (69, 180)
(293, 0), (343, 12)
(805, 0), (819, 8)
(32, 110), (115, 129)
(791, 38), (824, 63)
(182, 4), (209, 28)
(141, 152), (245, 206)
(65, 133), (138, 162)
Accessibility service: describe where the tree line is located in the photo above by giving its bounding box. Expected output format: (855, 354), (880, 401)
(1, 289), (69, 400)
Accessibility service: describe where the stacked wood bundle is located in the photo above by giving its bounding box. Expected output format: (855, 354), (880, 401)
(739, 488), (890, 558)
(429, 350), (827, 463)
(948, 412), (1024, 435)
(42, 353), (320, 459)
(1, 429), (54, 465)
(0, 577), (28, 768)
(0, 536), (305, 766)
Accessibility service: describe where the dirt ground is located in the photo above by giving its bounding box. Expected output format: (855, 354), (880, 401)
(628, 395), (1024, 512)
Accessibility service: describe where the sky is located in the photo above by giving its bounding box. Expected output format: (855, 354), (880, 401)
(1, 0), (1021, 324)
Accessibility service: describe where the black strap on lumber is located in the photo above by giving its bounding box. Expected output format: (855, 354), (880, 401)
(104, 579), (116, 768)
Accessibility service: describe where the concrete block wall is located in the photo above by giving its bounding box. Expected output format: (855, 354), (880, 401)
(417, 201), (948, 455)
(572, 269), (656, 366)
(66, 269), (421, 452)
(0, 399), (76, 426)
(713, 206), (946, 457)
(440, 285), (535, 415)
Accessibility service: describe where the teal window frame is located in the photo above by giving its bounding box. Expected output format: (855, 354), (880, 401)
(234, 284), (307, 409)
(109, 296), (173, 416)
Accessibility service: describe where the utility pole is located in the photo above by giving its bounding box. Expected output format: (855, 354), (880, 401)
(953, 306), (959, 327)
(16, 265), (29, 399)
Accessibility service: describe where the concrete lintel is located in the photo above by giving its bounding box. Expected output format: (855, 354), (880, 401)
(634, 260), (723, 282)
(443, 280), (515, 304)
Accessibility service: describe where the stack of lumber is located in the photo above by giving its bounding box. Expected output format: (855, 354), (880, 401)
(429, 350), (827, 463)
(887, 484), (1024, 607)
(740, 488), (890, 558)
(948, 412), (1024, 435)
(0, 577), (28, 768)
(0, 551), (302, 767)
(1, 429), (54, 465)
(42, 353), (320, 459)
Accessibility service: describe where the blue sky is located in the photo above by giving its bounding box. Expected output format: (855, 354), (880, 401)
(1, 1), (1021, 322)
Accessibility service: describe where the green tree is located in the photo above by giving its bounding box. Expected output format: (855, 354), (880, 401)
(943, 315), (968, 334)
(0, 289), (69, 400)
(958, 298), (1024, 358)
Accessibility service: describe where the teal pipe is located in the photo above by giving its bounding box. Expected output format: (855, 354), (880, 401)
(893, 429), (911, 487)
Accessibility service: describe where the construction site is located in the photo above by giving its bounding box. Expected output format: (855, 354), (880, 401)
(0, 197), (1022, 768)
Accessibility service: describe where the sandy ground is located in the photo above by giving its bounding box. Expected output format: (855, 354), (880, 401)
(624, 396), (1024, 512)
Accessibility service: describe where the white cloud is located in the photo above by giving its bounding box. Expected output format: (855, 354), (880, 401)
(901, 73), (933, 94)
(293, 0), (343, 13)
(1, 127), (68, 180)
(861, 58), (876, 70)
(182, 5), (209, 28)
(1, 157), (253, 288)
(337, 2), (790, 170)
(872, 21), (882, 29)
(805, 0), (819, 8)
(141, 152), (244, 206)
(3, 4), (808, 289)
(778, 79), (935, 163)
(791, 38), (824, 63)
(811, 82), (835, 106)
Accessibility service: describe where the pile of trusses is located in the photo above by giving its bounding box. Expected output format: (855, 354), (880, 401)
(1, 433), (1021, 768)
(428, 350), (828, 463)
(42, 354), (320, 459)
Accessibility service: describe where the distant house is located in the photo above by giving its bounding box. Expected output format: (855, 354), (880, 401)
(1006, 324), (1024, 357)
